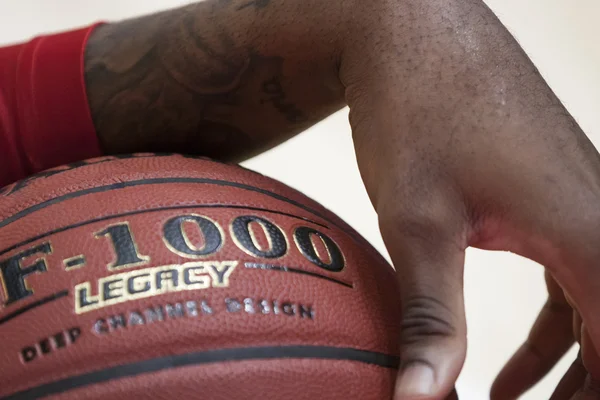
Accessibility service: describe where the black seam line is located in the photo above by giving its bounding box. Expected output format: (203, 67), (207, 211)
(0, 204), (328, 259)
(0, 290), (68, 326)
(2, 345), (400, 400)
(245, 263), (354, 289)
(0, 177), (336, 230)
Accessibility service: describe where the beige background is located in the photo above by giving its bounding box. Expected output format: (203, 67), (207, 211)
(1, 0), (599, 398)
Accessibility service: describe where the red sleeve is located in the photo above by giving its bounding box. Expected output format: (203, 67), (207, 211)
(0, 24), (103, 188)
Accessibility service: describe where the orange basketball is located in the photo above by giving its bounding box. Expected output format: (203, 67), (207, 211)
(0, 154), (400, 400)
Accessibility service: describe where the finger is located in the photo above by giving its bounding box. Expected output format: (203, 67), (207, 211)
(568, 374), (600, 400)
(546, 234), (600, 376)
(561, 327), (600, 400)
(491, 302), (574, 399)
(570, 390), (600, 400)
(551, 350), (587, 400)
(582, 326), (600, 381)
(379, 189), (468, 400)
(491, 272), (575, 399)
(552, 315), (594, 399)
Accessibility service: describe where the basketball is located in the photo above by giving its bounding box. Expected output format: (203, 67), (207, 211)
(0, 154), (401, 400)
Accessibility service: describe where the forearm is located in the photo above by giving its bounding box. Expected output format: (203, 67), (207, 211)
(68, 0), (598, 186)
(84, 0), (347, 161)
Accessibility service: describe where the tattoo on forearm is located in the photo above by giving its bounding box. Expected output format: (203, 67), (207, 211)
(262, 77), (307, 123)
(83, 1), (310, 161)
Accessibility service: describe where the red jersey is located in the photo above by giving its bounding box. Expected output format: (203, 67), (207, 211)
(0, 25), (102, 188)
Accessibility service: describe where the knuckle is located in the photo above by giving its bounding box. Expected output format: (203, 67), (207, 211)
(380, 212), (467, 257)
(378, 193), (469, 251)
(400, 296), (457, 345)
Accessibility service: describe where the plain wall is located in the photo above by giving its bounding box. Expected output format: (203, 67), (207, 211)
(1, 0), (599, 398)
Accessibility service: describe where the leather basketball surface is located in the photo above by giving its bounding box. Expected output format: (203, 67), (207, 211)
(0, 154), (401, 399)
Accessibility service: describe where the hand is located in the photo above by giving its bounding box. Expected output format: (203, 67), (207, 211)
(492, 271), (600, 399)
(338, 0), (600, 398)
(80, 0), (600, 397)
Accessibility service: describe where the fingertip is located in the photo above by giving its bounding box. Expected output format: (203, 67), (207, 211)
(490, 346), (532, 400)
(394, 349), (464, 400)
(394, 363), (436, 399)
(550, 354), (586, 400)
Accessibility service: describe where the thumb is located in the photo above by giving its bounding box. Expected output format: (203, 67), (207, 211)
(379, 194), (468, 399)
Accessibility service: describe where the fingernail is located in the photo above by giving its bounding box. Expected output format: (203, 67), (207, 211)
(395, 364), (436, 398)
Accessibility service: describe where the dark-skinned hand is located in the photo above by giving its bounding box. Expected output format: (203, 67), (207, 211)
(75, 0), (600, 398)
